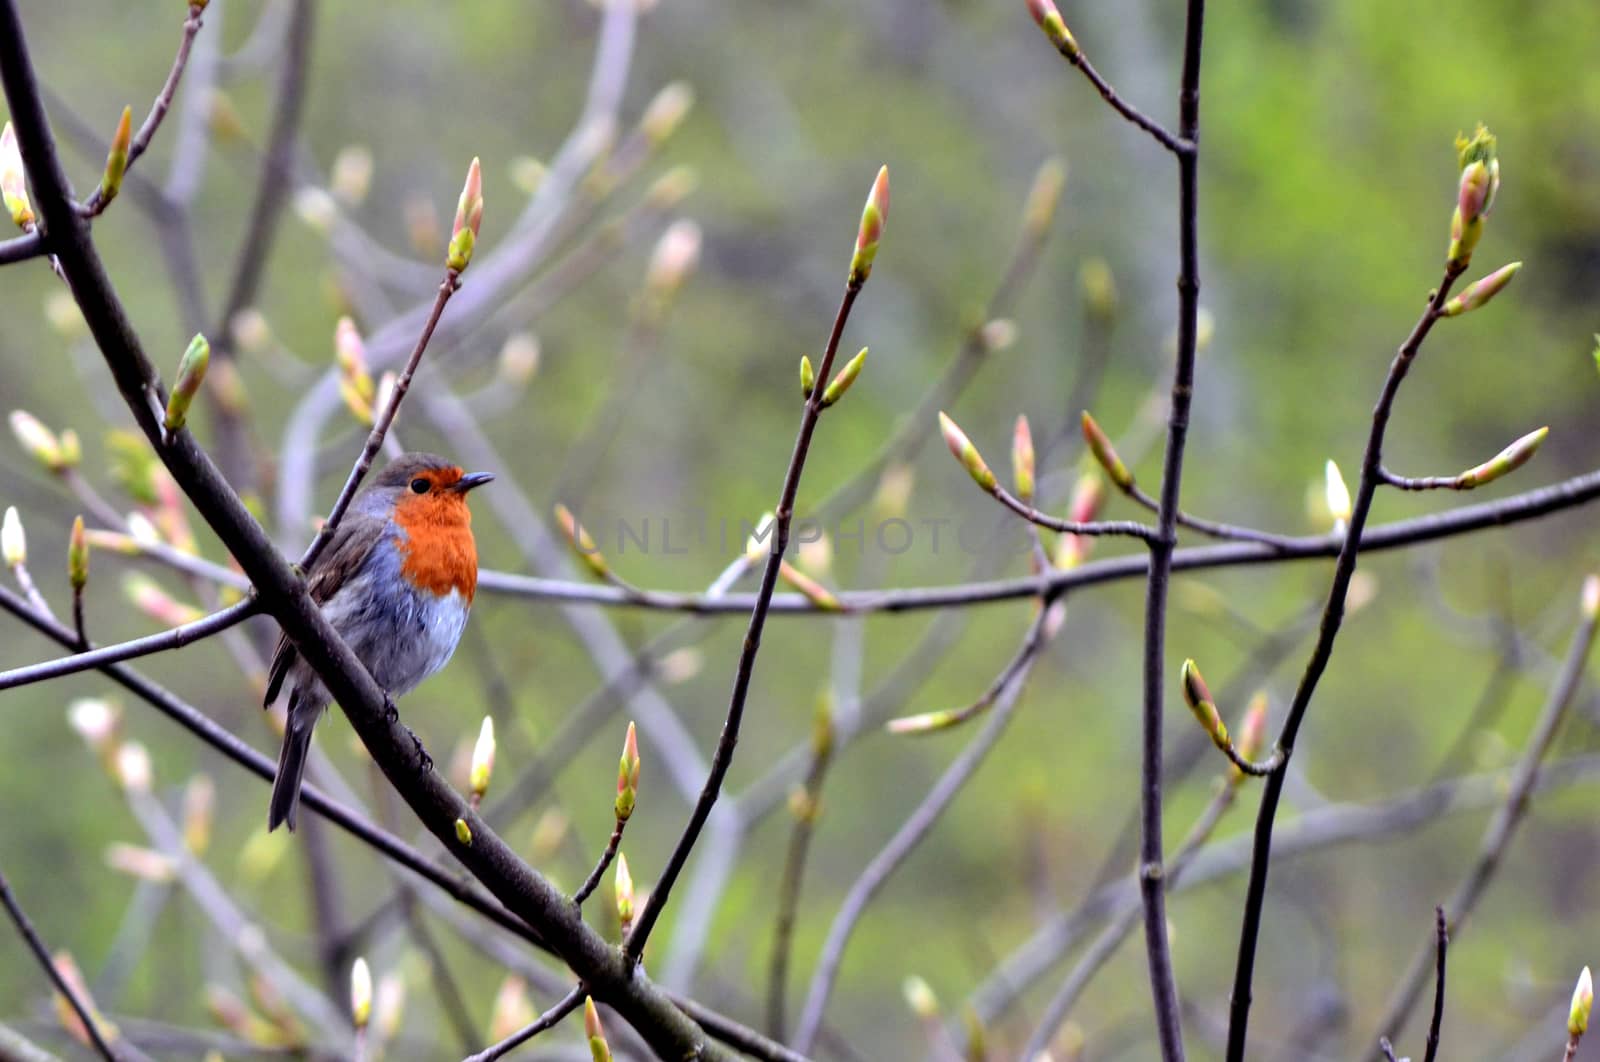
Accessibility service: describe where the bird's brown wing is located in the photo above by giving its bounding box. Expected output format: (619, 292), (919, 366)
(263, 514), (388, 707)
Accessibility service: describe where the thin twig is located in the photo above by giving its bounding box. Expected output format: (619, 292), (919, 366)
(1424, 905), (1448, 1062)
(80, 3), (206, 217)
(461, 985), (585, 1062)
(1021, 771), (1244, 1056)
(573, 818), (627, 907)
(665, 992), (818, 1062)
(300, 272), (459, 570)
(1128, 1), (1208, 1054)
(472, 467), (1600, 614)
(623, 269), (868, 960)
(0, 865), (120, 1061)
(1044, 36), (1185, 154)
(990, 481), (1155, 540)
(0, 597), (257, 691)
(1224, 258), (1467, 1062)
(1368, 582), (1598, 1056)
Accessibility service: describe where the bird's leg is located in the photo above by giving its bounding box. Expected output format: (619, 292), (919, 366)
(382, 693), (399, 724)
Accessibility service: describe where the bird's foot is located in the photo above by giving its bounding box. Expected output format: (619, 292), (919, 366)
(382, 695), (399, 724)
(404, 726), (433, 774)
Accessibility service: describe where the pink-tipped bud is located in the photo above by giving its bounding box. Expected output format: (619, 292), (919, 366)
(488, 978), (534, 1041)
(115, 741), (153, 793)
(50, 954), (107, 1049)
(1055, 471), (1106, 570)
(10, 410), (64, 471)
(350, 958), (372, 1029)
(820, 347), (868, 409)
(616, 721), (640, 821)
(1025, 0), (1079, 56)
(68, 515), (89, 591)
(1230, 692), (1270, 782)
(1080, 411), (1133, 490)
(469, 716), (496, 802)
(1571, 966), (1593, 1037)
(779, 561), (843, 612)
(1441, 261), (1521, 317)
(1012, 415), (1036, 503)
(0, 122), (33, 228)
(123, 573), (205, 627)
(334, 317), (370, 385)
(585, 998), (612, 1062)
(939, 411), (998, 494)
(614, 852), (635, 934)
(555, 504), (610, 580)
(849, 165), (890, 285)
(1453, 426), (1547, 489)
(644, 219), (702, 302)
(99, 106), (132, 207)
(1180, 659), (1230, 753)
(447, 156), (484, 272)
(1457, 161), (1492, 227)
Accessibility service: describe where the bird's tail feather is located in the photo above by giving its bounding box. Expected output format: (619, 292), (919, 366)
(268, 697), (313, 832)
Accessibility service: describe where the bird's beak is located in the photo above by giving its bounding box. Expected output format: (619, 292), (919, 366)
(452, 472), (495, 494)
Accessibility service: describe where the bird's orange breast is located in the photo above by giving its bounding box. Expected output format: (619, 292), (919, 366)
(394, 496), (479, 601)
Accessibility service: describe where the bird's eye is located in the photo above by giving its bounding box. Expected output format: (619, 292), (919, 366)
(410, 477), (430, 494)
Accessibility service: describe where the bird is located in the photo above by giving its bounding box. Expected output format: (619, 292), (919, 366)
(265, 452), (493, 831)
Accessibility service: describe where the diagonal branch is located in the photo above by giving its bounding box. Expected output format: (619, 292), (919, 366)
(0, 866), (120, 1061)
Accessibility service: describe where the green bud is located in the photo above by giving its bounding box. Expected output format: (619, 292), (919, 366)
(1011, 414), (1035, 503)
(849, 166), (890, 285)
(1080, 411), (1133, 490)
(99, 106), (132, 207)
(1441, 261), (1521, 317)
(820, 347), (867, 408)
(799, 355), (815, 399)
(164, 334), (211, 432)
(1453, 426), (1548, 489)
(454, 818), (472, 846)
(938, 411), (997, 494)
(68, 515), (88, 590)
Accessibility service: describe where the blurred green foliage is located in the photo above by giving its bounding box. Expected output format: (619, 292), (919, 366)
(1, 0), (1599, 1058)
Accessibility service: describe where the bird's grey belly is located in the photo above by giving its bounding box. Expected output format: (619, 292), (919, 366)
(297, 566), (469, 703)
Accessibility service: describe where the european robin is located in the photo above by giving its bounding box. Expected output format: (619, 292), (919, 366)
(265, 452), (493, 831)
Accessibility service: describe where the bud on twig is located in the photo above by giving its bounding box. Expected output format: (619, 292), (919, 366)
(1324, 459), (1352, 530)
(1180, 659), (1230, 753)
(1080, 411), (1133, 491)
(115, 741), (153, 793)
(640, 81), (694, 144)
(1583, 575), (1599, 622)
(849, 165), (890, 285)
(939, 412), (997, 494)
(555, 504), (611, 580)
(469, 716), (496, 806)
(331, 145), (374, 206)
(1453, 426), (1547, 489)
(1023, 157), (1067, 238)
(68, 515), (88, 590)
(1441, 261), (1521, 317)
(1448, 124), (1498, 269)
(1571, 965), (1593, 1038)
(1025, 0), (1079, 57)
(799, 355), (815, 399)
(978, 318), (1017, 354)
(97, 106), (132, 208)
(643, 219), (701, 303)
(454, 818), (472, 846)
(1080, 258), (1118, 323)
(903, 976), (941, 1020)
(616, 721), (640, 821)
(780, 561), (843, 611)
(447, 157), (483, 273)
(182, 774), (214, 855)
(10, 410), (64, 471)
(614, 851), (635, 934)
(586, 998), (612, 1062)
(1, 506), (23, 568)
(0, 122), (33, 228)
(124, 574), (204, 626)
(164, 334), (211, 433)
(350, 958), (372, 1029)
(1011, 415), (1036, 503)
(820, 347), (867, 408)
